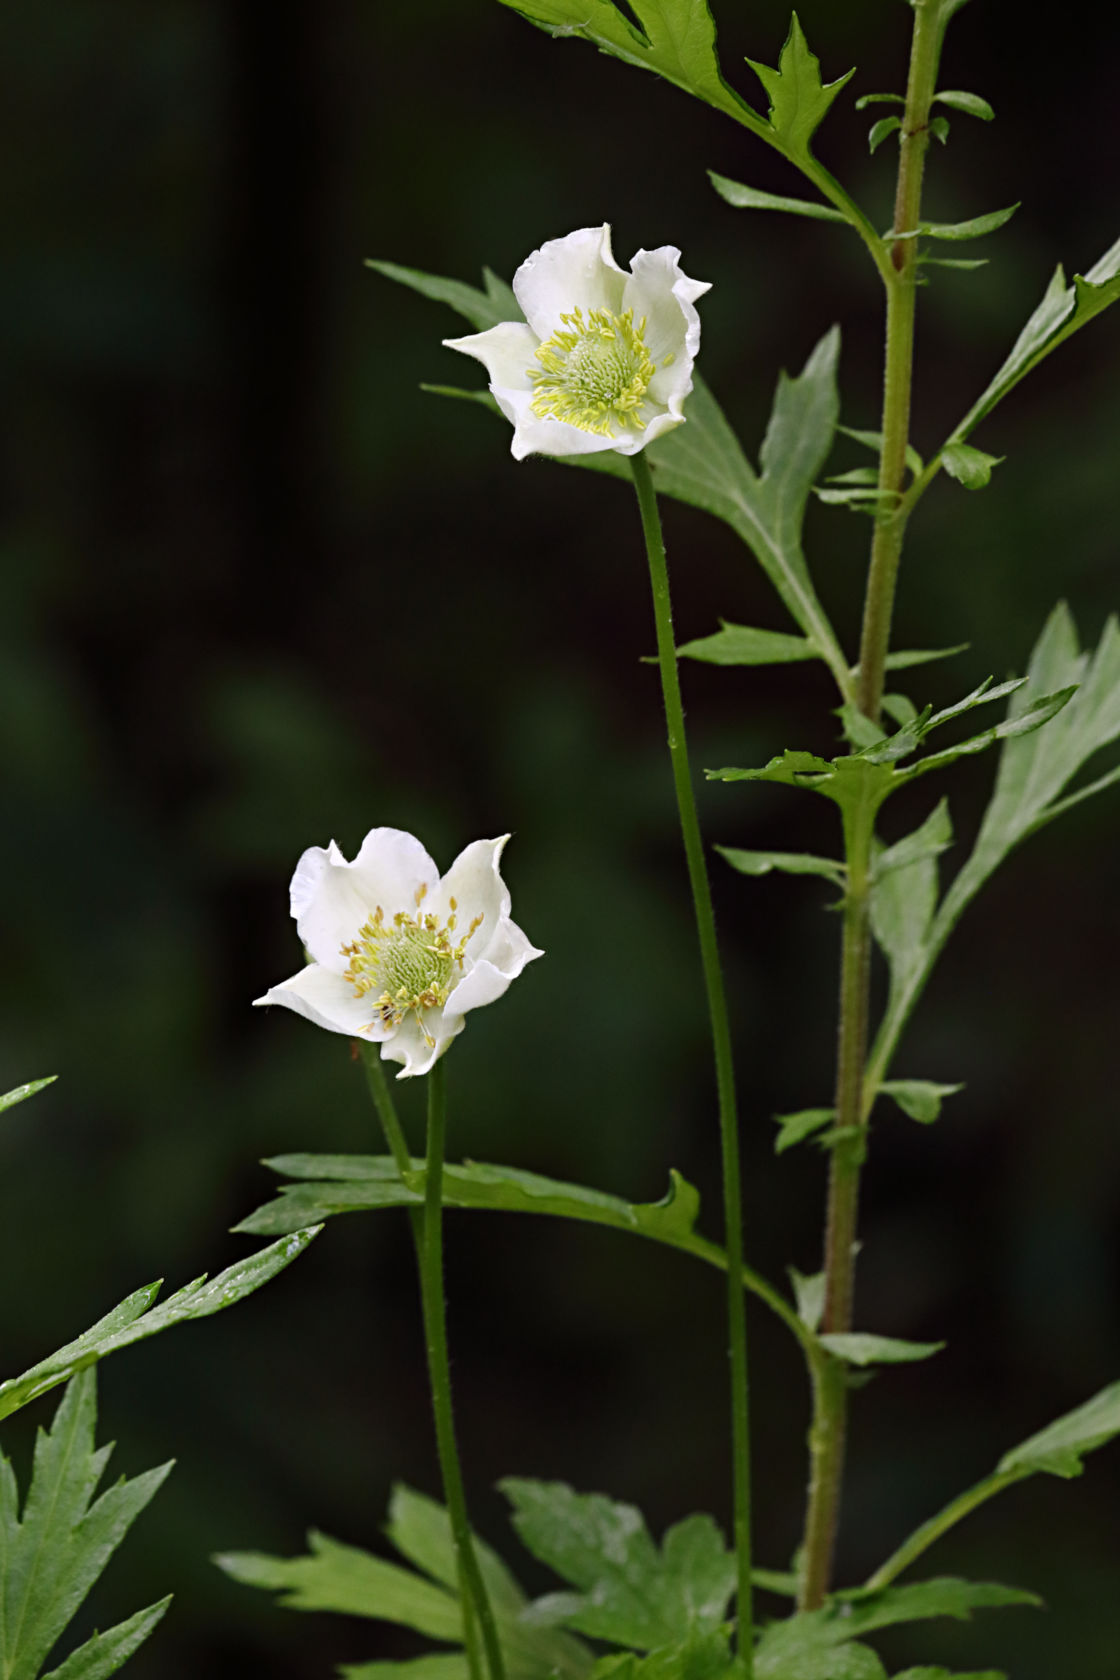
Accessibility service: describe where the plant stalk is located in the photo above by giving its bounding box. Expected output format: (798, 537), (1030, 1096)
(418, 1061), (505, 1680)
(800, 0), (948, 1609)
(630, 451), (753, 1669)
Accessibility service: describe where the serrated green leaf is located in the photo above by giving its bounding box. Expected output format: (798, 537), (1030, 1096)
(941, 443), (1003, 488)
(934, 89), (994, 120)
(0, 1078), (56, 1117)
(494, 0), (761, 130)
(868, 116), (901, 153)
(838, 1578), (1038, 1637)
(891, 205), (1018, 242)
(709, 749), (834, 788)
(215, 1531), (463, 1637)
(773, 1108), (836, 1155)
(746, 15), (855, 157)
(818, 1334), (945, 1367)
(0, 1231), (319, 1423)
(997, 1381), (1120, 1478)
(789, 1267), (826, 1332)
(955, 235), (1120, 438)
(41, 1597), (172, 1680)
(880, 1080), (963, 1123)
(708, 171), (847, 224)
(717, 848), (844, 885)
(0, 1373), (171, 1680)
(502, 1482), (734, 1650)
(677, 623), (817, 666)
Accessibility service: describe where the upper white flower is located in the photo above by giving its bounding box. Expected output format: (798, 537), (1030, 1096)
(254, 828), (542, 1079)
(444, 224), (710, 461)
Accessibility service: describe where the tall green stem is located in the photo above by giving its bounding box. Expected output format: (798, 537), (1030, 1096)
(419, 1061), (506, 1680)
(800, 0), (948, 1609)
(630, 451), (753, 1670)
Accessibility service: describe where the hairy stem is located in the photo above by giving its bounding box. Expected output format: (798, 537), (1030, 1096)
(419, 1062), (505, 1680)
(630, 451), (753, 1668)
(800, 0), (949, 1609)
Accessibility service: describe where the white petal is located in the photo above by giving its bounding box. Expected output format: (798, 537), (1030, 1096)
(254, 963), (385, 1038)
(434, 834), (510, 931)
(513, 225), (626, 342)
(381, 1007), (465, 1080)
(623, 247), (709, 414)
(493, 386), (633, 461)
(292, 829), (438, 969)
(446, 940), (539, 1017)
(443, 321), (537, 392)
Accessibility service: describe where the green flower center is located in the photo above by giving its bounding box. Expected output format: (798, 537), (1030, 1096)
(342, 889), (483, 1045)
(529, 306), (657, 437)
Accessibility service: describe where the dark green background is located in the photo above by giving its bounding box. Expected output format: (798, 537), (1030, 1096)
(2, 2), (1118, 1675)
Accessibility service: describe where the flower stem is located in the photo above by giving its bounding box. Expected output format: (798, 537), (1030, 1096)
(630, 451), (753, 1670)
(419, 1061), (506, 1680)
(799, 0), (948, 1609)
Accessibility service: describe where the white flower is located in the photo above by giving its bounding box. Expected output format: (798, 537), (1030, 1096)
(254, 828), (542, 1079)
(444, 224), (710, 460)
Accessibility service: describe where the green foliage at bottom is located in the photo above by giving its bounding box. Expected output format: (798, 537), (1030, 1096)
(0, 1371), (171, 1680)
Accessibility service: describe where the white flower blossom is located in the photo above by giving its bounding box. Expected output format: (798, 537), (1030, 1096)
(255, 828), (542, 1079)
(444, 224), (710, 460)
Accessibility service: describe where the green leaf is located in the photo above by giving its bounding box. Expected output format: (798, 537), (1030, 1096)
(755, 1613), (888, 1680)
(215, 1531), (463, 1637)
(0, 1372), (172, 1680)
(900, 688), (1077, 782)
(366, 261), (514, 332)
(928, 116), (950, 146)
(880, 1080), (963, 1123)
(219, 1488), (591, 1680)
(0, 1230), (319, 1423)
(854, 93), (903, 109)
(0, 1078), (56, 1117)
(789, 1267), (826, 1332)
(493, 0), (760, 130)
(340, 1659), (468, 1680)
(891, 1670), (1005, 1679)
(891, 205), (1018, 242)
(940, 442), (1003, 488)
(746, 15), (855, 158)
(868, 116), (901, 153)
(709, 749), (834, 788)
(881, 694), (918, 727)
(870, 805), (945, 995)
(956, 235), (1120, 437)
(773, 1108), (836, 1155)
(838, 1578), (1038, 1636)
(997, 1381), (1120, 1478)
(836, 427), (923, 478)
(40, 1599), (172, 1680)
(818, 1335), (945, 1367)
(677, 623), (818, 666)
(918, 257), (989, 271)
(708, 172), (847, 224)
(501, 1482), (734, 1649)
(881, 645), (968, 672)
(933, 89), (994, 120)
(716, 848), (845, 885)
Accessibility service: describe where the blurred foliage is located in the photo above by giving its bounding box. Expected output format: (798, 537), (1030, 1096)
(0, 3), (1118, 1678)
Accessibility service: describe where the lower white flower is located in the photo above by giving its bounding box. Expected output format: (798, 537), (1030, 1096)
(254, 828), (542, 1079)
(444, 224), (710, 460)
